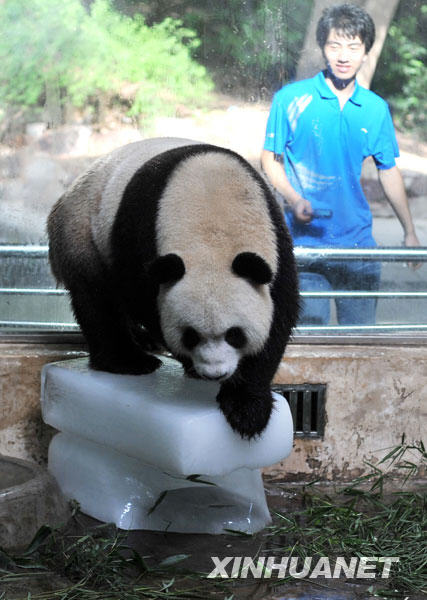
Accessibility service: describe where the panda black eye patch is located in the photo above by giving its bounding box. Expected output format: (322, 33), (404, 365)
(182, 326), (201, 350)
(232, 252), (273, 285)
(148, 253), (185, 285)
(225, 327), (247, 349)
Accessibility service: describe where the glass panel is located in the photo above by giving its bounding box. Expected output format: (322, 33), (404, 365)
(295, 249), (427, 334)
(2, 246), (426, 335)
(0, 247), (75, 331)
(0, 1), (425, 338)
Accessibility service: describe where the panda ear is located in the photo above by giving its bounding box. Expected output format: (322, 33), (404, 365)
(232, 252), (273, 285)
(148, 253), (185, 285)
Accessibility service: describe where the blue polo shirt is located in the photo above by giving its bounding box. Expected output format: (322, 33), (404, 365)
(264, 71), (399, 247)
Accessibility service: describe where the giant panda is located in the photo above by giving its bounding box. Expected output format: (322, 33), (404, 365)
(47, 137), (299, 439)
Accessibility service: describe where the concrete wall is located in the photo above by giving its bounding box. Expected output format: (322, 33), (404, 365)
(1, 342), (425, 481)
(267, 344), (427, 481)
(0, 344), (86, 463)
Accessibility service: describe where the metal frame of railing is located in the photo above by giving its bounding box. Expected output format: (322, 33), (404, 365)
(1, 245), (427, 342)
(295, 247), (427, 261)
(3, 245), (427, 260)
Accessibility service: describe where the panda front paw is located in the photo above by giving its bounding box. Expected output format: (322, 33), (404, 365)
(217, 384), (274, 439)
(90, 350), (162, 375)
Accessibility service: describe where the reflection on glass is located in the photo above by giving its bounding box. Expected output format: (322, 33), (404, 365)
(260, 3), (424, 331)
(0, 0), (425, 335)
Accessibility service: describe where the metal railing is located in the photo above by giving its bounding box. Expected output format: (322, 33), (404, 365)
(3, 245), (426, 260)
(0, 245), (426, 341)
(0, 245), (49, 257)
(294, 247), (427, 262)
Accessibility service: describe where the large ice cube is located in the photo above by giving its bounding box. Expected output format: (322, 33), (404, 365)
(41, 356), (293, 476)
(48, 432), (272, 533)
(41, 356), (294, 533)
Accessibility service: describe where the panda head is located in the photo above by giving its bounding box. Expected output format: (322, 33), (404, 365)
(150, 251), (274, 381)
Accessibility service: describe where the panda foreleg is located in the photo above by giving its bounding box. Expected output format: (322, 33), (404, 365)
(68, 282), (162, 375)
(216, 381), (274, 440)
(216, 328), (287, 440)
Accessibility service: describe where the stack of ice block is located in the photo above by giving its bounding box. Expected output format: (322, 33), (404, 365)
(41, 356), (293, 534)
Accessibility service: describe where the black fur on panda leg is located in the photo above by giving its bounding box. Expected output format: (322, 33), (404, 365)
(216, 382), (274, 439)
(69, 282), (162, 376)
(129, 325), (163, 354)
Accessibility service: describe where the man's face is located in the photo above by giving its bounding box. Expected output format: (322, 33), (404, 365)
(323, 28), (367, 81)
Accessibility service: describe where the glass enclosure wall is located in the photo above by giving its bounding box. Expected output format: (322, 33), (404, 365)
(2, 246), (426, 336)
(0, 0), (426, 338)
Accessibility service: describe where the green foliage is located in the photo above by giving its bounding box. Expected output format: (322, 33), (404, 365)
(372, 1), (427, 137)
(183, 0), (313, 98)
(269, 438), (427, 596)
(123, 1), (312, 99)
(0, 0), (212, 124)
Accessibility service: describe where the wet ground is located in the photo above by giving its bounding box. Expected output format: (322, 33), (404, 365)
(2, 476), (424, 600)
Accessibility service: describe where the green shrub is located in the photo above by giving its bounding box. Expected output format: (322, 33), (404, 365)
(0, 0), (213, 124)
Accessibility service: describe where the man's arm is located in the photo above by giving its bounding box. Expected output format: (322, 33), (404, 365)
(261, 149), (313, 222)
(378, 166), (420, 247)
(378, 165), (421, 269)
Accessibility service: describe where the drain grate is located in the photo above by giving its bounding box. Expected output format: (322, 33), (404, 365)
(271, 383), (326, 438)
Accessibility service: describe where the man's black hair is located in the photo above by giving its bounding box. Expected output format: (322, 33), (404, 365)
(316, 3), (376, 53)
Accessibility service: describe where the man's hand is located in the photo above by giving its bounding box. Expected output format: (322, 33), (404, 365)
(292, 198), (314, 223)
(261, 150), (313, 220)
(404, 231), (422, 270)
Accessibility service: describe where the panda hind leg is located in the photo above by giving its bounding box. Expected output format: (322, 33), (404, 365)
(69, 283), (162, 375)
(216, 382), (274, 440)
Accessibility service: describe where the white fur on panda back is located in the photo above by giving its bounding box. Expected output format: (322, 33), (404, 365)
(156, 152), (278, 356)
(92, 138), (201, 261)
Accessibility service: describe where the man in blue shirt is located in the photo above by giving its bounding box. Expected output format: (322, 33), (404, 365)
(261, 3), (420, 326)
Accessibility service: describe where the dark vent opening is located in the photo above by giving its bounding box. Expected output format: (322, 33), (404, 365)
(271, 383), (326, 438)
(296, 391), (304, 431)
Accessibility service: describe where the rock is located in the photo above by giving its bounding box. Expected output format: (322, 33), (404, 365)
(0, 454), (70, 550)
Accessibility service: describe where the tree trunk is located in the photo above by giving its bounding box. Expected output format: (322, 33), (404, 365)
(357, 0), (400, 88)
(44, 79), (63, 129)
(295, 0), (399, 88)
